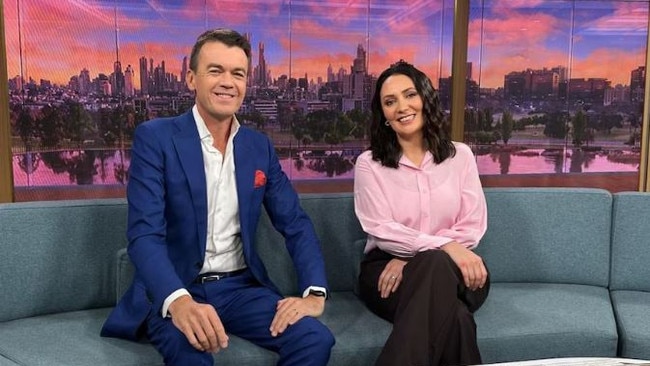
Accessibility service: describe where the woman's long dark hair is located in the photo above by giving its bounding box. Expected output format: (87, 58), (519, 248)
(369, 60), (455, 168)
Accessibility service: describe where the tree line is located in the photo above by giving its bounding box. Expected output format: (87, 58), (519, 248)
(464, 107), (636, 147)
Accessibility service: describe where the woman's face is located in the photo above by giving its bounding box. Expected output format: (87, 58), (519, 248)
(379, 74), (424, 141)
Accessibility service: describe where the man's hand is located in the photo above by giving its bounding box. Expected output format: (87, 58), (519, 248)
(269, 295), (325, 337)
(441, 241), (488, 291)
(168, 295), (229, 353)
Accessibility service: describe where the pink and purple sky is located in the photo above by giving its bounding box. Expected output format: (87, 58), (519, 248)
(3, 0), (648, 89)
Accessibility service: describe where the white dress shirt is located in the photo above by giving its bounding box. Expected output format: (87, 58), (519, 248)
(162, 106), (245, 316)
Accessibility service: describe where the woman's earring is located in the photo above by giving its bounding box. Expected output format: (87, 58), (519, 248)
(384, 120), (390, 126)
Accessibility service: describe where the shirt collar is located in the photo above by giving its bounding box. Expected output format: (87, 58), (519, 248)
(399, 151), (434, 169)
(192, 105), (240, 141)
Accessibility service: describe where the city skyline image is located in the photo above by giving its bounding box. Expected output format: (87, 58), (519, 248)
(468, 0), (649, 88)
(4, 0), (649, 91)
(4, 0), (650, 190)
(3, 0), (452, 90)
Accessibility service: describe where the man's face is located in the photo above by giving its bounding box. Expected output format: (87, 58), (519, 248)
(186, 41), (248, 124)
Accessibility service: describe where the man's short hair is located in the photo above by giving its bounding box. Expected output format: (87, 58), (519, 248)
(189, 28), (252, 72)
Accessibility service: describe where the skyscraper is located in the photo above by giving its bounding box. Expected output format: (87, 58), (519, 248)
(79, 68), (91, 96)
(181, 56), (188, 91)
(351, 44), (367, 100)
(631, 66), (645, 102)
(124, 65), (134, 97)
(139, 57), (149, 96)
(112, 61), (125, 96)
(257, 42), (268, 87)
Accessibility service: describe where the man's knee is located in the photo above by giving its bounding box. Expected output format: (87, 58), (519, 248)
(149, 324), (213, 366)
(291, 317), (335, 352)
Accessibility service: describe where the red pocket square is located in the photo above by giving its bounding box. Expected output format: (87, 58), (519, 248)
(254, 170), (267, 188)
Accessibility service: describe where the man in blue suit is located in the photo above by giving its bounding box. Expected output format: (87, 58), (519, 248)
(101, 28), (334, 365)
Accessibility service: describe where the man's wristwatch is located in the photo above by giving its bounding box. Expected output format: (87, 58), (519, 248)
(309, 289), (327, 298)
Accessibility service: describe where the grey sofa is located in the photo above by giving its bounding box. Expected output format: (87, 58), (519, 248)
(0, 188), (648, 365)
(610, 193), (650, 359)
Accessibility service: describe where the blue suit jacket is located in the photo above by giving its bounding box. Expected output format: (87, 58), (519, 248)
(101, 110), (328, 340)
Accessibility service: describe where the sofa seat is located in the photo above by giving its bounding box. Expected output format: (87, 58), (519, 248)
(610, 290), (650, 360)
(0, 293), (390, 366)
(0, 356), (18, 366)
(475, 283), (618, 363)
(0, 308), (162, 366)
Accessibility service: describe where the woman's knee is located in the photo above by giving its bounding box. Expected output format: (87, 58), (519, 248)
(411, 250), (454, 270)
(416, 249), (451, 261)
(407, 249), (460, 282)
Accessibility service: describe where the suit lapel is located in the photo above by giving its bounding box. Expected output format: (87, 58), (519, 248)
(172, 112), (208, 254)
(233, 131), (255, 220)
(234, 129), (256, 250)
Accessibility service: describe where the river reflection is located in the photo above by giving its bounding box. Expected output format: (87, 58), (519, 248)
(12, 147), (639, 187)
(476, 147), (639, 175)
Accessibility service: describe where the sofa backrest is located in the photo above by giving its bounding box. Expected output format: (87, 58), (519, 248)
(610, 192), (650, 292)
(255, 193), (366, 294)
(0, 199), (128, 322)
(1, 187), (619, 323)
(115, 193), (366, 300)
(476, 187), (612, 287)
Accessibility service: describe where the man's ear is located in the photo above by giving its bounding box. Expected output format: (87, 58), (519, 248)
(186, 70), (196, 92)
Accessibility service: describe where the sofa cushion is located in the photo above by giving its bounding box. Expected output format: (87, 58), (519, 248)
(475, 282), (618, 363)
(477, 188), (612, 287)
(255, 193), (366, 295)
(0, 293), (389, 366)
(322, 292), (390, 365)
(0, 199), (128, 322)
(610, 290), (650, 360)
(611, 192), (650, 292)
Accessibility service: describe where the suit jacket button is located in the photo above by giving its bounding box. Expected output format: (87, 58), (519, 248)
(195, 262), (202, 269)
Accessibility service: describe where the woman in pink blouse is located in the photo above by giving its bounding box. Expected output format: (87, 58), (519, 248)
(354, 60), (490, 366)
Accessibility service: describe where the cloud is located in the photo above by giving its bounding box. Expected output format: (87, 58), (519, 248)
(572, 48), (645, 85)
(298, 0), (369, 26)
(468, 12), (562, 48)
(176, 0), (283, 25)
(577, 2), (648, 36)
(488, 0), (546, 11)
(379, 0), (444, 35)
(4, 1), (117, 83)
(468, 2), (647, 88)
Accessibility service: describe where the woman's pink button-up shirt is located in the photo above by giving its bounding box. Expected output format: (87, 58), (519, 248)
(353, 142), (487, 257)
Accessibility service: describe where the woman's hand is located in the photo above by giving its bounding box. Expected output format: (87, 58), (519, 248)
(378, 258), (408, 298)
(441, 241), (487, 291)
